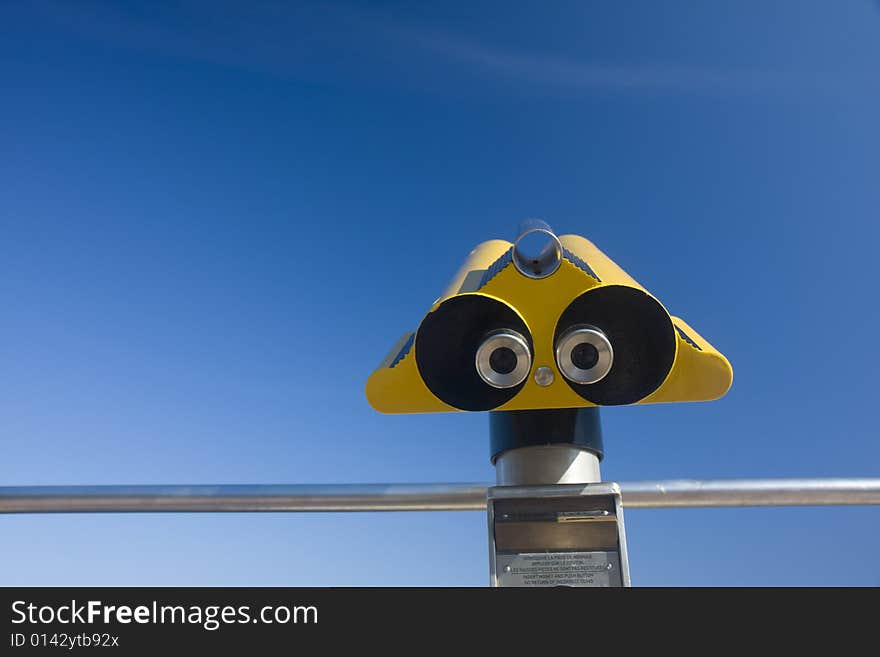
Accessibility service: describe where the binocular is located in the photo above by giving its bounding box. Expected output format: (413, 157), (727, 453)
(367, 220), (731, 414)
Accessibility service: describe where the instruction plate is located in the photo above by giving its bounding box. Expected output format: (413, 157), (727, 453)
(496, 551), (621, 587)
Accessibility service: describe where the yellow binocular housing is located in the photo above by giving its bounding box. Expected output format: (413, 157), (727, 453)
(367, 221), (732, 414)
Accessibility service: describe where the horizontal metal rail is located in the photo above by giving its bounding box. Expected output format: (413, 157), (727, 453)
(1, 479), (879, 514)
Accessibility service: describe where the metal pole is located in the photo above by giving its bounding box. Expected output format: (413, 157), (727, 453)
(494, 445), (600, 485)
(620, 478), (880, 509)
(0, 484), (488, 514)
(490, 408), (605, 485)
(1, 479), (879, 514)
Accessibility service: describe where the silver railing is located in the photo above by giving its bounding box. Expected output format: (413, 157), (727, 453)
(1, 478), (879, 514)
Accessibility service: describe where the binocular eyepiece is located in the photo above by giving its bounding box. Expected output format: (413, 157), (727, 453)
(476, 329), (532, 389)
(475, 324), (614, 391)
(365, 220), (732, 414)
(555, 325), (613, 385)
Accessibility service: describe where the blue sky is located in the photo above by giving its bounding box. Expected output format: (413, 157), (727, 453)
(1, 1), (878, 585)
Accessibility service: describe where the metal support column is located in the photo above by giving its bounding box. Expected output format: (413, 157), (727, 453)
(487, 408), (631, 587)
(490, 408), (604, 485)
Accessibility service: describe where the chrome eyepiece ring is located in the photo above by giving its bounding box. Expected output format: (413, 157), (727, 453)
(475, 329), (532, 389)
(555, 325), (613, 385)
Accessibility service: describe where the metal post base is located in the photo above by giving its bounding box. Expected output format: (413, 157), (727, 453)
(488, 408), (630, 587)
(488, 483), (631, 587)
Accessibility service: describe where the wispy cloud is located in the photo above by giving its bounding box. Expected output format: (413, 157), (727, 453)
(368, 15), (844, 96)
(19, 0), (854, 97)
